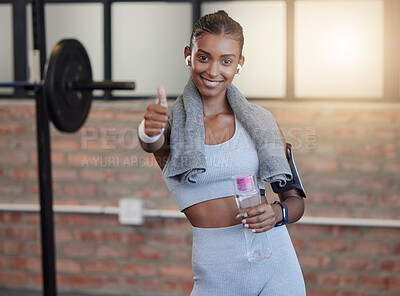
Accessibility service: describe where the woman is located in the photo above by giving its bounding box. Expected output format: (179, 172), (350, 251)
(138, 10), (306, 296)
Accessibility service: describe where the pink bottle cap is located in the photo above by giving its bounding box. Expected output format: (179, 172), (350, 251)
(236, 175), (255, 191)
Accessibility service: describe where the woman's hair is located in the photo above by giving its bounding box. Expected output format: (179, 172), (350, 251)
(189, 10), (244, 56)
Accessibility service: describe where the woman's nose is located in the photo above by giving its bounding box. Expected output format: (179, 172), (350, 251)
(206, 61), (219, 77)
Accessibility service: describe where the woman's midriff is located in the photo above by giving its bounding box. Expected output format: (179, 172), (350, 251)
(183, 196), (242, 228)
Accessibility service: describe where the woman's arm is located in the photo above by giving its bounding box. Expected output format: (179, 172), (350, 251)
(235, 121), (305, 233)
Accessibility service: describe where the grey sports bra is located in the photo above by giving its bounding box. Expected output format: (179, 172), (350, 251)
(162, 116), (264, 211)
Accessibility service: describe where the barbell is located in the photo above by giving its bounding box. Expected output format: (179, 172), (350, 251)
(0, 38), (135, 132)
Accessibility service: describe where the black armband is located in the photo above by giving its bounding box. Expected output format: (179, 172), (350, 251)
(271, 143), (306, 198)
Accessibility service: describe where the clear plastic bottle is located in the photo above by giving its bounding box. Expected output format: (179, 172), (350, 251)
(233, 173), (272, 262)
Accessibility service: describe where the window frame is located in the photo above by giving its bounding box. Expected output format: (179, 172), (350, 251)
(0, 0), (398, 101)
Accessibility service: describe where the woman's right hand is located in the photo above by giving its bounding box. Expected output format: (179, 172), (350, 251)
(143, 85), (170, 137)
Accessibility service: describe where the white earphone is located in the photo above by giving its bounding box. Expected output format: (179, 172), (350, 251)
(237, 64), (242, 74)
(185, 55), (191, 67)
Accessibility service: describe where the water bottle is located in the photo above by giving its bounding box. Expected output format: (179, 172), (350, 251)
(232, 172), (272, 262)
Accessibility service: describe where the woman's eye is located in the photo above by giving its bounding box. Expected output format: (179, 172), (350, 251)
(198, 55), (209, 62)
(222, 59), (233, 65)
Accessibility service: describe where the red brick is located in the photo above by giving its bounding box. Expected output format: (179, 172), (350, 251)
(121, 263), (157, 277)
(80, 168), (114, 182)
(84, 260), (118, 274)
(356, 110), (394, 122)
(360, 275), (399, 290)
(13, 257), (41, 271)
(58, 214), (93, 226)
(0, 241), (23, 254)
(306, 289), (338, 296)
(315, 110), (353, 123)
(0, 270), (29, 285)
(0, 151), (29, 165)
(181, 281), (194, 294)
(336, 256), (375, 272)
(149, 233), (183, 245)
(8, 168), (37, 180)
(394, 243), (400, 255)
(10, 106), (35, 118)
(298, 254), (332, 269)
(96, 246), (129, 259)
(299, 157), (338, 173)
(379, 258), (400, 272)
(352, 241), (390, 255)
(367, 227), (400, 239)
(355, 177), (394, 191)
(62, 244), (94, 258)
(0, 212), (22, 223)
(383, 162), (400, 173)
(168, 219), (192, 231)
(133, 247), (167, 261)
(115, 171), (152, 183)
(357, 144), (376, 157)
(0, 184), (24, 195)
(69, 275), (103, 289)
(304, 190), (334, 204)
(139, 187), (169, 199)
(378, 193), (400, 207)
(309, 238), (347, 253)
(75, 230), (108, 243)
(0, 122), (26, 134)
(115, 109), (144, 121)
(307, 176), (352, 189)
(25, 242), (41, 256)
(65, 183), (97, 197)
(52, 168), (78, 181)
(87, 108), (115, 120)
(172, 248), (191, 262)
(318, 273), (357, 287)
(288, 224), (326, 236)
(159, 264), (193, 279)
(51, 139), (79, 151)
(335, 193), (376, 207)
(303, 271), (317, 284)
(57, 259), (82, 274)
(5, 225), (37, 240)
(24, 213), (40, 224)
(104, 277), (139, 291)
(100, 185), (132, 198)
(341, 160), (380, 173)
(341, 292), (376, 296)
(329, 226), (362, 237)
(332, 127), (365, 139)
(0, 256), (10, 268)
(354, 209), (396, 220)
(142, 279), (178, 293)
(380, 143), (397, 158)
(315, 207), (352, 218)
(110, 231), (145, 244)
(55, 229), (73, 242)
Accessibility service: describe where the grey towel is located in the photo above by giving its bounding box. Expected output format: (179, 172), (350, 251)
(164, 77), (292, 186)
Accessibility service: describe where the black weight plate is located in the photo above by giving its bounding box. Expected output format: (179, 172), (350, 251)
(45, 39), (93, 133)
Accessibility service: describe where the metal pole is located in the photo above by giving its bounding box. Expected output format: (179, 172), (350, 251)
(32, 0), (57, 295)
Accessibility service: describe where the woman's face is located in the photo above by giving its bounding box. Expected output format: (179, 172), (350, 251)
(186, 33), (244, 101)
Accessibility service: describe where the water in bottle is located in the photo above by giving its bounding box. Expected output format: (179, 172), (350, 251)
(233, 173), (272, 262)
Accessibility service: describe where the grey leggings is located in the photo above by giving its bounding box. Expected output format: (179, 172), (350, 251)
(191, 224), (306, 296)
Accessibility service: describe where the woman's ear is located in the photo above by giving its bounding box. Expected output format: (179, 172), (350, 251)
(184, 46), (191, 59)
(239, 55), (245, 68)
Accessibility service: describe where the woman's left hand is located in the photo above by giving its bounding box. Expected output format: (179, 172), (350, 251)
(235, 203), (281, 233)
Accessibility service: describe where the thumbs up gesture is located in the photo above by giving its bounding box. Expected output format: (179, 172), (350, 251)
(143, 85), (170, 137)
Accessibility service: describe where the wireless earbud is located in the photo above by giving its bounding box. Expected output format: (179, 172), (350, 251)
(185, 55), (191, 67)
(237, 64), (242, 74)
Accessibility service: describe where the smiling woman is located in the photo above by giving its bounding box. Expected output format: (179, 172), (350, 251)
(138, 10), (306, 296)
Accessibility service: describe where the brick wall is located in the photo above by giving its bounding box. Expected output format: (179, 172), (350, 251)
(0, 99), (400, 295)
